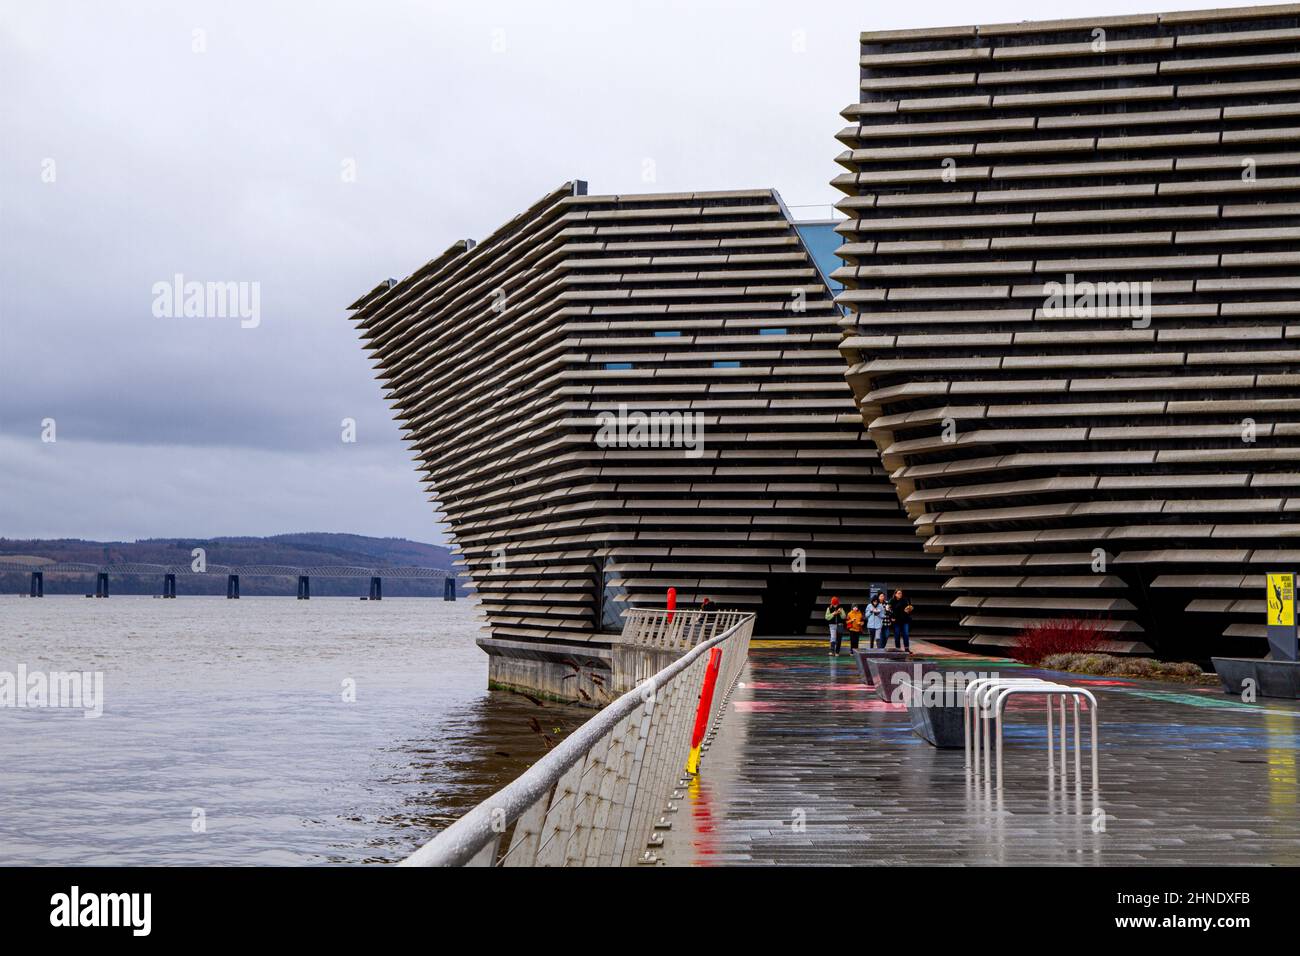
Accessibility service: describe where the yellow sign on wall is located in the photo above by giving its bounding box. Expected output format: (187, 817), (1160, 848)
(1267, 573), (1295, 627)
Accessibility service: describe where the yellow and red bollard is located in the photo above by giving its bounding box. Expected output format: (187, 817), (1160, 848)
(685, 648), (722, 775)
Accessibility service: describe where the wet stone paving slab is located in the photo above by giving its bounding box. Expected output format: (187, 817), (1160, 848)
(658, 641), (1300, 866)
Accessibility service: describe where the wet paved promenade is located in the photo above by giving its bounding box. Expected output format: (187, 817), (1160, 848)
(659, 641), (1300, 866)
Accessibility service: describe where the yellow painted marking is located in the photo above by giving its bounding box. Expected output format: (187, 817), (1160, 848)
(685, 745), (702, 776)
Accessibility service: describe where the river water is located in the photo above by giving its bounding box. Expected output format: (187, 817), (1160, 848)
(0, 595), (589, 865)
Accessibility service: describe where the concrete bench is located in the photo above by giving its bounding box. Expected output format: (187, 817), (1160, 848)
(895, 675), (967, 748)
(850, 648), (911, 686)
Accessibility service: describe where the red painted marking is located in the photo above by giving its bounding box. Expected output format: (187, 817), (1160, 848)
(743, 681), (867, 692)
(734, 699), (906, 713)
(690, 648), (722, 749)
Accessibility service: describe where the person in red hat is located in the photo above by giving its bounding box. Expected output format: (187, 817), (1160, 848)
(824, 596), (846, 656)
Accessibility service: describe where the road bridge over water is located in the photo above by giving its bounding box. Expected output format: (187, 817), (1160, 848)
(1, 560), (456, 601)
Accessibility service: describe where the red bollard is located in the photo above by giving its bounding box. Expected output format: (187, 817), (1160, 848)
(685, 648), (722, 775)
(666, 586), (677, 624)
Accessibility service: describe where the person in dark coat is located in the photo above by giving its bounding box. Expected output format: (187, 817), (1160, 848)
(888, 589), (913, 651)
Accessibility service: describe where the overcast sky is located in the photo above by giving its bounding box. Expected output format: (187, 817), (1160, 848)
(0, 0), (1261, 544)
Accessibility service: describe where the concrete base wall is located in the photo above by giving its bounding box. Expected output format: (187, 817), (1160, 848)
(479, 635), (684, 708)
(610, 644), (681, 696)
(1212, 657), (1300, 700)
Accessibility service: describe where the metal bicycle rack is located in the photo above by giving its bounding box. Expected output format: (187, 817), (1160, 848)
(964, 677), (1099, 791)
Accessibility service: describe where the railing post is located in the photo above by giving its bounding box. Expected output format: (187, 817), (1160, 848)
(633, 672), (681, 863)
(466, 834), (501, 866)
(633, 667), (684, 859)
(501, 790), (553, 867)
(534, 760), (586, 866)
(584, 712), (637, 866)
(611, 694), (656, 865)
(562, 735), (612, 865)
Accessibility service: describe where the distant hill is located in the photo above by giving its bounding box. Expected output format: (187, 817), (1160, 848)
(0, 533), (462, 597)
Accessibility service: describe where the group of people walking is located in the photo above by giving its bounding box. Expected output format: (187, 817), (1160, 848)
(824, 591), (913, 656)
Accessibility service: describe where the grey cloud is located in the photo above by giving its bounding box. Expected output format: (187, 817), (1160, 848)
(0, 0), (1240, 538)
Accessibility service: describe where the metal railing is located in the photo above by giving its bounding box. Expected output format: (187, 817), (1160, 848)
(401, 608), (754, 867)
(620, 607), (748, 651)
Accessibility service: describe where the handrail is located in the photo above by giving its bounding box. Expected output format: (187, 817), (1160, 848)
(402, 609), (754, 867)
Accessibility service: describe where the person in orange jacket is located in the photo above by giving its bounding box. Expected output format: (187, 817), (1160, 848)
(845, 603), (865, 653)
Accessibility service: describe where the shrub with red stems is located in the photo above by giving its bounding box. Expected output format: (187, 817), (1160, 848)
(1010, 617), (1109, 665)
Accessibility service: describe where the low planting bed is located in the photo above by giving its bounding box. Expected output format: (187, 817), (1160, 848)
(1041, 652), (1217, 685)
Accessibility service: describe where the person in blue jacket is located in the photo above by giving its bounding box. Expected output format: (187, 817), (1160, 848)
(865, 593), (886, 648)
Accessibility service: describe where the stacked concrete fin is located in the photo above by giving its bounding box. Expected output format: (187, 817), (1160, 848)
(835, 3), (1300, 655)
(350, 184), (961, 650)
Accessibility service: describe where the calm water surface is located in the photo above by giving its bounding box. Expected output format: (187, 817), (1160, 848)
(0, 596), (588, 865)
